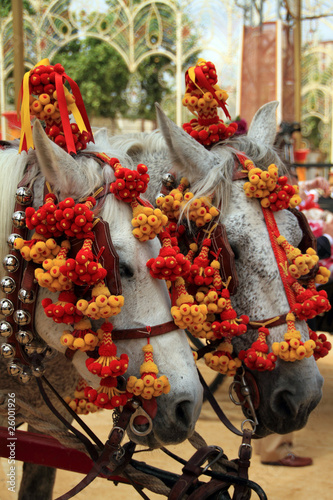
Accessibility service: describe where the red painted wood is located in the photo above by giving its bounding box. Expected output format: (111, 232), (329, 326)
(0, 426), (129, 484)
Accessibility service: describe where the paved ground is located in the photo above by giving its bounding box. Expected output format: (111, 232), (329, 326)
(1, 348), (333, 499)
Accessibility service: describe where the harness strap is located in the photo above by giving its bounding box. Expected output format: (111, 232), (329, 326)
(232, 429), (252, 500)
(112, 320), (177, 340)
(249, 313), (288, 329)
(167, 446), (225, 500)
(197, 370), (242, 437)
(65, 321), (178, 360)
(36, 376), (101, 460)
(54, 402), (138, 500)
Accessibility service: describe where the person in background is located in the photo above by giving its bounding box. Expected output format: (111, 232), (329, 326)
(255, 433), (312, 467)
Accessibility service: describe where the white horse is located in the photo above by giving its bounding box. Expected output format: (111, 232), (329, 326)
(107, 101), (324, 438)
(0, 121), (203, 455)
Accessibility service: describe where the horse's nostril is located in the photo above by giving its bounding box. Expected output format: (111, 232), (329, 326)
(175, 400), (192, 428)
(273, 390), (298, 419)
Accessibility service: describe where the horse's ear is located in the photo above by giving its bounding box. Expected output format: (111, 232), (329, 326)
(93, 127), (109, 146)
(155, 103), (216, 180)
(247, 101), (279, 146)
(32, 120), (78, 190)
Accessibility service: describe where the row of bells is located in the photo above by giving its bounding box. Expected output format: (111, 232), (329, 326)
(0, 187), (54, 383)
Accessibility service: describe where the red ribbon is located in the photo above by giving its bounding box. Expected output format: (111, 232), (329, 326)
(55, 70), (94, 154)
(65, 74), (94, 140)
(194, 66), (231, 120)
(55, 72), (76, 154)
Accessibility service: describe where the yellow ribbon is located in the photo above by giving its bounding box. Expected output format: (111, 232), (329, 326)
(18, 58), (51, 153)
(64, 87), (87, 133)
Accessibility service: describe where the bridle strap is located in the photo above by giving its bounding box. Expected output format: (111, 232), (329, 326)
(65, 320), (178, 360)
(248, 313), (288, 329)
(197, 369), (243, 437)
(55, 402), (138, 500)
(36, 376), (102, 460)
(112, 320), (177, 340)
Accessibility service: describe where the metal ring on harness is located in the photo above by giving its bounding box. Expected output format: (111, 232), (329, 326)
(129, 406), (153, 436)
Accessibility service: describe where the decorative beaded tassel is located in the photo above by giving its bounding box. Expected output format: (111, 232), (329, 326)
(109, 160), (168, 241)
(126, 340), (170, 399)
(271, 313), (316, 361)
(64, 378), (100, 415)
(34, 240), (71, 292)
(239, 327), (277, 371)
(182, 59), (238, 146)
(146, 230), (191, 281)
(86, 322), (129, 378)
(76, 281), (124, 320)
(156, 177), (189, 221)
(61, 317), (99, 352)
(204, 336), (242, 377)
(84, 377), (129, 410)
(170, 277), (208, 329)
(276, 235), (319, 279)
(18, 59), (93, 153)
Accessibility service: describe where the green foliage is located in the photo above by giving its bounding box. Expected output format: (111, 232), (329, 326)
(53, 38), (184, 120)
(53, 38), (130, 118)
(0, 0), (35, 17)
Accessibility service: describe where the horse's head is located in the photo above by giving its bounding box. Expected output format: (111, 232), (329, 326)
(0, 122), (203, 448)
(154, 102), (324, 437)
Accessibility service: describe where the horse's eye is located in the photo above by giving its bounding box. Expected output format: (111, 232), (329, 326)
(230, 245), (239, 260)
(119, 262), (134, 278)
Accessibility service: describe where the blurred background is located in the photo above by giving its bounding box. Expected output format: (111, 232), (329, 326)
(1, 0), (333, 180)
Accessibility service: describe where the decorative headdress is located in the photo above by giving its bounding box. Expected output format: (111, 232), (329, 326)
(182, 59), (238, 146)
(17, 58), (93, 154)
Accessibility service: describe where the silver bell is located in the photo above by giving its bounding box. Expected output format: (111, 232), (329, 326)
(156, 192), (165, 199)
(19, 370), (32, 384)
(3, 254), (19, 273)
(16, 187), (33, 205)
(0, 343), (16, 359)
(31, 364), (46, 377)
(7, 233), (22, 250)
(0, 298), (14, 317)
(44, 346), (56, 360)
(162, 173), (176, 188)
(18, 288), (35, 304)
(16, 330), (34, 345)
(7, 362), (23, 377)
(0, 276), (16, 294)
(0, 320), (13, 338)
(12, 211), (26, 228)
(24, 342), (47, 356)
(13, 309), (31, 326)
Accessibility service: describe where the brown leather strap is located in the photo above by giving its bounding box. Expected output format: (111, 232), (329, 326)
(248, 313), (288, 329)
(112, 320), (177, 340)
(209, 223), (239, 295)
(232, 429), (252, 500)
(55, 401), (137, 500)
(197, 370), (243, 436)
(65, 320), (177, 360)
(187, 479), (229, 500)
(168, 446), (222, 500)
(92, 218), (122, 296)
